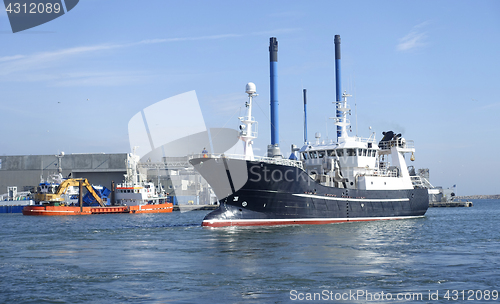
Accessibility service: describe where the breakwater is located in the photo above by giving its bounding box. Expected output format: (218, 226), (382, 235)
(457, 194), (500, 200)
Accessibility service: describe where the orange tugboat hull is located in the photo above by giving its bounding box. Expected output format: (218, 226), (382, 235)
(129, 203), (174, 213)
(22, 203), (173, 216)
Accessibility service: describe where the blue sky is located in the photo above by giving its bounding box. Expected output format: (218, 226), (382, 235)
(1, 0), (499, 195)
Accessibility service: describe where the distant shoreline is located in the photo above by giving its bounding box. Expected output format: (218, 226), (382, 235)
(456, 195), (500, 200)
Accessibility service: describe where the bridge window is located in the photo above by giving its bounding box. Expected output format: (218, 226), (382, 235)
(318, 151), (325, 158)
(336, 149), (344, 157)
(362, 149), (367, 156)
(302, 152), (308, 160)
(327, 150), (335, 156)
(347, 149), (356, 156)
(309, 151), (318, 159)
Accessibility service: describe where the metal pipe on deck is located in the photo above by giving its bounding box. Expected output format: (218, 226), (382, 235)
(111, 181), (116, 206)
(303, 88), (307, 143)
(79, 180), (83, 212)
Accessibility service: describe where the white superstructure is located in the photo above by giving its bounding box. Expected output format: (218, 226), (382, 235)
(299, 91), (416, 190)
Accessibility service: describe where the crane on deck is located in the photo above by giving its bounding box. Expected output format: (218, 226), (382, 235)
(33, 178), (106, 207)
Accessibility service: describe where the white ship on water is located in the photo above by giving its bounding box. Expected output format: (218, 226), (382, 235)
(115, 151), (168, 206)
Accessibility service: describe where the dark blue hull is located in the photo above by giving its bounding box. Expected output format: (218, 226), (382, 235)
(190, 157), (429, 227)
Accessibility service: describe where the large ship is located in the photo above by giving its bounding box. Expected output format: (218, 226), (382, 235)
(190, 36), (429, 227)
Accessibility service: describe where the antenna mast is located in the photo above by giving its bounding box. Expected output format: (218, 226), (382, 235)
(239, 83), (258, 160)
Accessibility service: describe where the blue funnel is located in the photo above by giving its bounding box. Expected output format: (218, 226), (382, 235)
(334, 35), (342, 141)
(269, 37), (279, 146)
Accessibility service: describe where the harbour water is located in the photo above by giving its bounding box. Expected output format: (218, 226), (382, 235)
(1, 199), (499, 303)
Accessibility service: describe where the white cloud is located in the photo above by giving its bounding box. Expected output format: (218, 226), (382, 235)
(51, 71), (149, 87)
(479, 102), (500, 110)
(0, 43), (121, 77)
(0, 35), (239, 79)
(397, 21), (430, 51)
(0, 28), (299, 85)
(0, 54), (25, 62)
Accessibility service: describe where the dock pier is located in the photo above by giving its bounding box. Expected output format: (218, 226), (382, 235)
(429, 201), (473, 207)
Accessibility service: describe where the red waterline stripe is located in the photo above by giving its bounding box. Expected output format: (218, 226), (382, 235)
(202, 216), (423, 228)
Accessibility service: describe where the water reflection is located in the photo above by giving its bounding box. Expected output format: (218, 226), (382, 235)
(205, 219), (425, 298)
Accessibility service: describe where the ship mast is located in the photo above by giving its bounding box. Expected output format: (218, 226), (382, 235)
(335, 91), (352, 141)
(239, 83), (258, 160)
(127, 147), (141, 185)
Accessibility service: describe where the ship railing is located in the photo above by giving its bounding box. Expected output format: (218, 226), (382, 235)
(189, 153), (304, 170)
(377, 169), (399, 177)
(410, 175), (434, 189)
(251, 155), (303, 169)
(0, 191), (32, 201)
(334, 117), (350, 127)
(362, 168), (399, 178)
(116, 182), (143, 188)
(138, 161), (190, 169)
(238, 117), (258, 138)
(378, 139), (414, 150)
(240, 130), (258, 138)
(359, 137), (376, 143)
(344, 136), (377, 144)
(239, 115), (256, 123)
(411, 176), (426, 188)
(344, 137), (376, 144)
